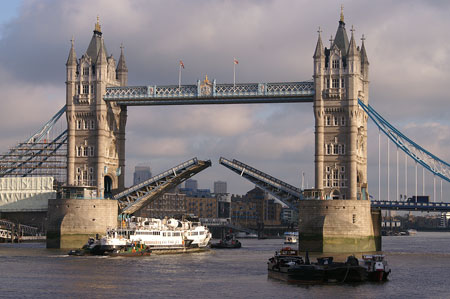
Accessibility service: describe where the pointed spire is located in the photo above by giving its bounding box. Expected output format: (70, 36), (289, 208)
(347, 25), (357, 56)
(340, 5), (344, 23)
(313, 27), (324, 58)
(117, 43), (128, 72)
(96, 37), (107, 65)
(333, 11), (349, 54)
(360, 34), (369, 64)
(94, 15), (102, 34)
(66, 36), (77, 66)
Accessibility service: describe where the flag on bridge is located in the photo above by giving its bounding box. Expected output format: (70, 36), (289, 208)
(179, 60), (185, 88)
(233, 57), (239, 88)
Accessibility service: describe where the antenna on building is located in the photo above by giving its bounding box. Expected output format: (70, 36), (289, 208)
(301, 172), (305, 190)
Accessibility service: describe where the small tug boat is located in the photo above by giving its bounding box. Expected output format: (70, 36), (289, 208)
(267, 247), (371, 283)
(210, 233), (242, 249)
(361, 254), (391, 281)
(69, 216), (211, 256)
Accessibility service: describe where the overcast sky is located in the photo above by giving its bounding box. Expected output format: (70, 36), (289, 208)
(0, 0), (449, 200)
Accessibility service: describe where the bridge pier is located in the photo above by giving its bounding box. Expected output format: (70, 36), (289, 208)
(298, 200), (381, 253)
(46, 197), (117, 249)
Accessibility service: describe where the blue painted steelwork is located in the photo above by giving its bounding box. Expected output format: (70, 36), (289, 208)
(104, 81), (314, 105)
(359, 99), (450, 183)
(115, 158), (211, 215)
(371, 200), (450, 212)
(219, 157), (302, 210)
(25, 106), (66, 143)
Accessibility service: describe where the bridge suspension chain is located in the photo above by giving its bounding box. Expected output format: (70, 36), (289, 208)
(359, 99), (450, 183)
(0, 106), (67, 181)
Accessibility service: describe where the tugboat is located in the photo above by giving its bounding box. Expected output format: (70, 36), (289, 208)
(267, 247), (369, 283)
(360, 254), (391, 281)
(210, 233), (242, 249)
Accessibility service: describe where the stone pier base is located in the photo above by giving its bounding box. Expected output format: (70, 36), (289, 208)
(46, 198), (118, 249)
(298, 200), (381, 253)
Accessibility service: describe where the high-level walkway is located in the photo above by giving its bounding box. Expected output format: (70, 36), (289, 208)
(104, 81), (314, 105)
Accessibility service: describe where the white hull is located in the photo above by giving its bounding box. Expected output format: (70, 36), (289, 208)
(101, 217), (212, 251)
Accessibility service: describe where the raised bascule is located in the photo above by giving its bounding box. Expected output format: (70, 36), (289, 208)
(2, 12), (450, 250)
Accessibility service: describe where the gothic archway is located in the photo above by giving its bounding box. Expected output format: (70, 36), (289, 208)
(331, 189), (340, 200)
(104, 175), (112, 198)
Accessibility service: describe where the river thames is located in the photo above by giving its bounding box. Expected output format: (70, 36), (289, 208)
(1, 231), (449, 298)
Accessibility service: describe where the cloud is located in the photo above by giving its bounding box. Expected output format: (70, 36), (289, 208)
(0, 0), (449, 195)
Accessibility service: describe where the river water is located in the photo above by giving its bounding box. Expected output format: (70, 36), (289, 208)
(1, 232), (449, 298)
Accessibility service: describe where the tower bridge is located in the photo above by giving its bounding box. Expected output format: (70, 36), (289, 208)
(1, 12), (449, 250)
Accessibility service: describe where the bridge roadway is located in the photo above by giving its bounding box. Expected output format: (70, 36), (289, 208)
(371, 200), (450, 212)
(104, 81), (314, 105)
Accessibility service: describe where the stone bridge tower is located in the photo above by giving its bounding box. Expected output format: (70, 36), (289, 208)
(298, 11), (380, 253)
(313, 10), (369, 201)
(65, 19), (128, 198)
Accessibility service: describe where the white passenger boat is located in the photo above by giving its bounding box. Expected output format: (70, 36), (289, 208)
(82, 217), (212, 255)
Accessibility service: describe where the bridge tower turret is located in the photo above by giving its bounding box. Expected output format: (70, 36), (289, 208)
(65, 18), (127, 198)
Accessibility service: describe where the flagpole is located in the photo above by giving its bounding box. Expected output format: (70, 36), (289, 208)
(233, 57), (236, 89)
(178, 62), (181, 89)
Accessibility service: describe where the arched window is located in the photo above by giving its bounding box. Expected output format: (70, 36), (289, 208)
(333, 116), (338, 126)
(77, 147), (82, 157)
